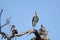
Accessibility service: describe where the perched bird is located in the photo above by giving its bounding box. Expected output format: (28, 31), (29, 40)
(32, 11), (39, 27)
(39, 24), (48, 36)
(11, 25), (18, 36)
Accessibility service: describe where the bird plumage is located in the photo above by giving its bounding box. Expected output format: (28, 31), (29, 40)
(32, 11), (39, 27)
(39, 24), (48, 36)
(11, 25), (18, 36)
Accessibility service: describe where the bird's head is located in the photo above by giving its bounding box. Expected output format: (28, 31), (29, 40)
(35, 11), (38, 16)
(11, 25), (16, 30)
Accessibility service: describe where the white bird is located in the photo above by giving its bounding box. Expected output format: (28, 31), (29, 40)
(32, 11), (39, 27)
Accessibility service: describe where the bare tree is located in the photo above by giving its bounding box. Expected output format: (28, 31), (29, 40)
(0, 9), (50, 40)
(0, 9), (31, 40)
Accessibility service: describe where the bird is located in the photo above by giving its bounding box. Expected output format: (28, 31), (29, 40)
(39, 24), (48, 36)
(32, 11), (39, 27)
(11, 25), (18, 36)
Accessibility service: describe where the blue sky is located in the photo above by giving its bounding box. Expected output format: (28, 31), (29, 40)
(0, 0), (60, 40)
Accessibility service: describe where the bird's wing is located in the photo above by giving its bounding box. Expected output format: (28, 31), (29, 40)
(36, 16), (39, 23)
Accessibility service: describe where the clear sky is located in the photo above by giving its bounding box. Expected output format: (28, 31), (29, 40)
(0, 0), (60, 40)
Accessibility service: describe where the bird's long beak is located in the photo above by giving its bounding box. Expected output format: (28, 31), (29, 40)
(35, 11), (38, 16)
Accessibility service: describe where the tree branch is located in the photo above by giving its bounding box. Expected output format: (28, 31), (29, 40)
(0, 30), (33, 40)
(0, 9), (3, 15)
(0, 31), (9, 39)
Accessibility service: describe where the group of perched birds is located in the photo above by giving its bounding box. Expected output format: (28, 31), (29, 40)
(10, 11), (39, 36)
(0, 9), (49, 40)
(0, 8), (39, 38)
